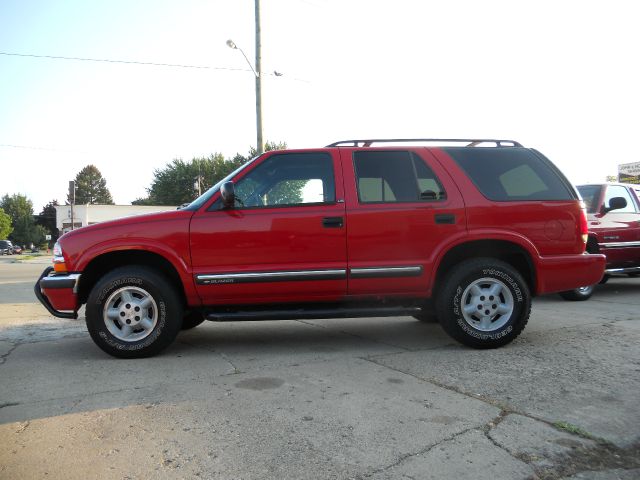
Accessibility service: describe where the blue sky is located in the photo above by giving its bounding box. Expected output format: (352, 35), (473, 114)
(1, 0), (639, 211)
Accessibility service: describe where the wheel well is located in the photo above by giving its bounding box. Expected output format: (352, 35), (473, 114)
(435, 240), (535, 295)
(77, 250), (186, 306)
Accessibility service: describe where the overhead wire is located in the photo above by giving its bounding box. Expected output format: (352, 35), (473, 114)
(0, 51), (308, 81)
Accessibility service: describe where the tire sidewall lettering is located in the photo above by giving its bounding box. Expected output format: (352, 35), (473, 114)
(97, 277), (144, 304)
(481, 269), (523, 302)
(451, 268), (522, 340)
(95, 279), (166, 351)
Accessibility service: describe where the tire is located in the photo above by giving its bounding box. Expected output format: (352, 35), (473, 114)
(85, 266), (183, 358)
(181, 310), (206, 330)
(435, 258), (531, 349)
(599, 274), (610, 284)
(558, 284), (595, 301)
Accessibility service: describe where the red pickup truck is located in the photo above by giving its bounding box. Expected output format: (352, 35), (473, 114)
(35, 139), (605, 358)
(559, 183), (640, 300)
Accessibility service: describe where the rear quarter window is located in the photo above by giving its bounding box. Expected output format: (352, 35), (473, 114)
(444, 147), (574, 201)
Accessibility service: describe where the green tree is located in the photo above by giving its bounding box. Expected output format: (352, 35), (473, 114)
(0, 194), (45, 245)
(36, 200), (59, 243)
(0, 208), (13, 239)
(133, 141), (288, 206)
(142, 153), (243, 206)
(246, 140), (287, 160)
(68, 165), (114, 204)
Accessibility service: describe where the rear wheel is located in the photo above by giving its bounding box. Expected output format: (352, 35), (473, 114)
(558, 284), (595, 301)
(436, 258), (531, 349)
(85, 266), (183, 358)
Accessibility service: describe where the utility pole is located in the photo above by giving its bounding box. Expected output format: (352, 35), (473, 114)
(227, 0), (264, 155)
(68, 181), (75, 231)
(254, 0), (263, 154)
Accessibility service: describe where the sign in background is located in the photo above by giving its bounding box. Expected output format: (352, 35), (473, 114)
(618, 161), (640, 184)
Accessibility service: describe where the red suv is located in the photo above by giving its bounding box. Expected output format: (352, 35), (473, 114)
(559, 183), (640, 300)
(35, 139), (605, 358)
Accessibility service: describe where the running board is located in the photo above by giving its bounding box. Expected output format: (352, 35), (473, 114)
(204, 306), (422, 322)
(605, 266), (640, 275)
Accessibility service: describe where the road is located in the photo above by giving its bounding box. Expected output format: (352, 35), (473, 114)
(0, 257), (638, 479)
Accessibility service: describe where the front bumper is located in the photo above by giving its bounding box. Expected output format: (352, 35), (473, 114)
(536, 253), (606, 294)
(34, 267), (81, 319)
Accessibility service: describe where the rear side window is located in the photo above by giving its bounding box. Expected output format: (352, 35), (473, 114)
(444, 147), (573, 201)
(353, 151), (446, 203)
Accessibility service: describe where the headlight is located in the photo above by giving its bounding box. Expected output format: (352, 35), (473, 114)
(52, 242), (67, 272)
(53, 242), (63, 260)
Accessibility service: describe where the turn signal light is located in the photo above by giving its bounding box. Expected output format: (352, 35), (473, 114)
(53, 262), (68, 273)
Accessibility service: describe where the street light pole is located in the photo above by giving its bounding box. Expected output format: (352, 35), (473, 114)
(227, 0), (263, 155)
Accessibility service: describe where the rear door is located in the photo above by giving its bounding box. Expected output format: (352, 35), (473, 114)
(190, 150), (347, 305)
(341, 148), (466, 297)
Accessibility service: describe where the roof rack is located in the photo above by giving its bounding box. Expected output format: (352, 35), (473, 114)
(326, 138), (523, 148)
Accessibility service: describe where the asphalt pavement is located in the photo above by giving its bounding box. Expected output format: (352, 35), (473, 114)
(0, 257), (638, 479)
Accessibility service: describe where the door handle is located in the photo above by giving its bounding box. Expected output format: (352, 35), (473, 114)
(322, 216), (344, 228)
(435, 214), (456, 224)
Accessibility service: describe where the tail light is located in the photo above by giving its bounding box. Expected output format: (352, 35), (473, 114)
(579, 201), (589, 247)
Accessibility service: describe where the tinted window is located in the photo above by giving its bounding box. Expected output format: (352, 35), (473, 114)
(604, 185), (637, 213)
(232, 152), (335, 208)
(445, 147), (573, 201)
(353, 151), (446, 203)
(576, 185), (602, 213)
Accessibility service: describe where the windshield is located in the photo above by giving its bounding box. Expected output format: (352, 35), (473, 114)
(576, 185), (602, 213)
(183, 156), (259, 210)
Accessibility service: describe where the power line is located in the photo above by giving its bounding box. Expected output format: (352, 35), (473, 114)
(0, 51), (310, 82)
(0, 51), (249, 72)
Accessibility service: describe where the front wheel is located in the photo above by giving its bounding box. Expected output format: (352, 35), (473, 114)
(85, 266), (183, 358)
(435, 258), (531, 349)
(558, 284), (595, 301)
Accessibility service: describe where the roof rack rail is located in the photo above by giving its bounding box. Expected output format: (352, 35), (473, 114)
(326, 138), (523, 148)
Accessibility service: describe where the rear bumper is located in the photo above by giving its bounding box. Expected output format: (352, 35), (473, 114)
(536, 253), (606, 294)
(34, 267), (80, 319)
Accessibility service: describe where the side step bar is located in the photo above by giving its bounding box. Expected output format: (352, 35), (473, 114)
(605, 266), (640, 275)
(204, 306), (422, 322)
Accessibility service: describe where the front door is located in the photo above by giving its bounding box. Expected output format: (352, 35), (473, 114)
(596, 184), (640, 269)
(190, 150), (347, 306)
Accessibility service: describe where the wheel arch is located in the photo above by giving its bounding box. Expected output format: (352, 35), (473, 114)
(77, 250), (187, 307)
(433, 240), (535, 296)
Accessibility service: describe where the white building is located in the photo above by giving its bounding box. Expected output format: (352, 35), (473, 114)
(55, 204), (178, 234)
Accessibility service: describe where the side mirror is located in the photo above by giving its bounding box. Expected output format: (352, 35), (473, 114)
(604, 196), (627, 213)
(220, 181), (236, 208)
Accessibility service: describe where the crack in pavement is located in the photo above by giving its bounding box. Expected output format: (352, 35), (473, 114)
(362, 426), (477, 478)
(0, 343), (20, 365)
(363, 357), (640, 478)
(176, 339), (243, 375)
